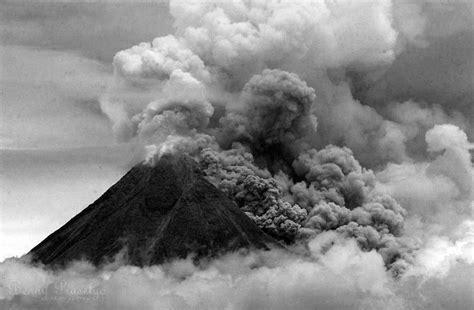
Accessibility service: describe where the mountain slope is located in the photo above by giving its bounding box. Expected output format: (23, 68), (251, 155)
(29, 154), (278, 266)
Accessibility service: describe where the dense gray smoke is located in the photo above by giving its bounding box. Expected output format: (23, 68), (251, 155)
(218, 69), (317, 152)
(2, 0), (472, 309)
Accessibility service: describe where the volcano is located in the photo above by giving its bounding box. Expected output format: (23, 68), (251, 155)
(29, 154), (278, 267)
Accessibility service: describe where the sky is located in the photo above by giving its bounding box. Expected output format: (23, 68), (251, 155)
(0, 1), (473, 309)
(0, 0), (472, 261)
(0, 0), (173, 260)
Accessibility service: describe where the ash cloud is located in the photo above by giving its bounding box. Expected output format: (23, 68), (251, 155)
(2, 0), (473, 309)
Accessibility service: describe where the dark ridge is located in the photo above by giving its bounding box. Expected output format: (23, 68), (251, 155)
(29, 153), (279, 267)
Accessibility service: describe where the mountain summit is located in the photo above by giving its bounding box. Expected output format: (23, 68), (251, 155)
(29, 154), (278, 266)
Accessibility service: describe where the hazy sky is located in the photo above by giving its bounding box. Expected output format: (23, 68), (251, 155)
(0, 0), (472, 262)
(0, 1), (472, 309)
(0, 1), (172, 260)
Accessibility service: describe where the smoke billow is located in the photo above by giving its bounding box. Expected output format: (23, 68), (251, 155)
(2, 0), (473, 309)
(219, 69), (317, 153)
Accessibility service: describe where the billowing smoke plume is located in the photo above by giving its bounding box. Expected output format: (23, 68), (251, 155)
(2, 0), (473, 309)
(218, 69), (317, 154)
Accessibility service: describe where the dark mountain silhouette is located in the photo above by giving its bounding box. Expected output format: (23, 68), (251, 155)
(29, 154), (279, 267)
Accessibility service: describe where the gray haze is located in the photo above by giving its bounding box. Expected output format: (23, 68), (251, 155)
(1, 1), (472, 309)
